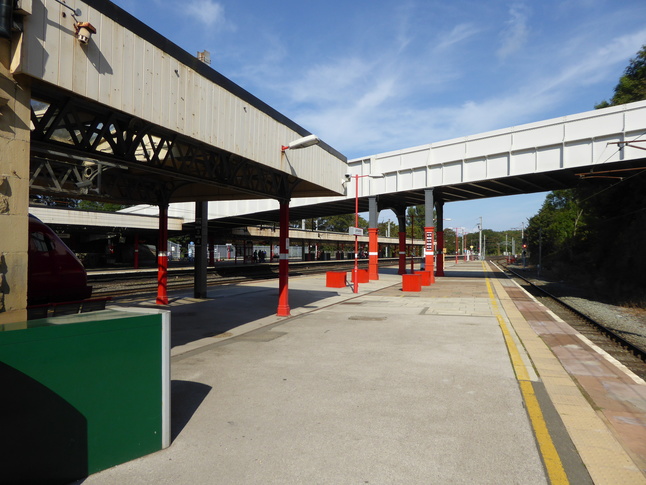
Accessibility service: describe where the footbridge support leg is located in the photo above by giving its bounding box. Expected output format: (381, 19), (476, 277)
(436, 199), (445, 277)
(424, 189), (435, 284)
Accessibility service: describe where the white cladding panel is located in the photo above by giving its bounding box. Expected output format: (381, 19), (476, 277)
(488, 154), (509, 179)
(564, 141), (594, 168)
(442, 162), (462, 185)
(411, 167), (427, 188)
(465, 132), (511, 158)
(18, 0), (345, 195)
(626, 107), (646, 131)
(622, 130), (646, 162)
(397, 149), (428, 171)
(383, 173), (398, 193)
(536, 145), (562, 172)
(565, 112), (624, 141)
(513, 123), (564, 149)
(509, 150), (535, 176)
(464, 157), (487, 182)
(431, 142), (466, 164)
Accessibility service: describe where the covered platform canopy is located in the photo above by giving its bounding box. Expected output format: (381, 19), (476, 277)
(25, 3), (346, 206)
(10, 0), (347, 317)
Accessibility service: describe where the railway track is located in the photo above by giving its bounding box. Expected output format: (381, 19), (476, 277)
(494, 260), (646, 381)
(89, 260), (401, 299)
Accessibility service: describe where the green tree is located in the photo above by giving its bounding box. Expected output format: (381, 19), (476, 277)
(378, 220), (398, 237)
(297, 214), (368, 233)
(77, 200), (129, 212)
(406, 205), (425, 240)
(527, 45), (646, 302)
(526, 190), (586, 263)
(596, 45), (646, 108)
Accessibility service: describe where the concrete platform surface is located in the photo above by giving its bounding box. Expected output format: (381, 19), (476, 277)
(76, 261), (645, 484)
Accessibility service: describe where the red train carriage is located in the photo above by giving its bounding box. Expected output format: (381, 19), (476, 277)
(28, 215), (92, 305)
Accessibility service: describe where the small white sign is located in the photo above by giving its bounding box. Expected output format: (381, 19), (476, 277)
(349, 227), (363, 236)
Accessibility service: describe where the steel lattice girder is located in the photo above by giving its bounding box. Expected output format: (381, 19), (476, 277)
(29, 89), (299, 204)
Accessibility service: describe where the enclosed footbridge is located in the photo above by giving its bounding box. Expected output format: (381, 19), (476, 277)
(185, 100), (646, 228)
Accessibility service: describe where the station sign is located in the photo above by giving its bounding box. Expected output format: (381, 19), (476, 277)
(349, 227), (364, 236)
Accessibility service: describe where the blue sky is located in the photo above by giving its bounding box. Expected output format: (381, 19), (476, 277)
(111, 0), (645, 232)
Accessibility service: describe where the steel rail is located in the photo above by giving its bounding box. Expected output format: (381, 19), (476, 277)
(497, 261), (646, 362)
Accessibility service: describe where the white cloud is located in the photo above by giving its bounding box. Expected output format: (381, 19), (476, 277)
(497, 3), (530, 60)
(208, 0), (646, 160)
(435, 23), (481, 52)
(531, 29), (646, 100)
(288, 58), (377, 104)
(183, 0), (231, 29)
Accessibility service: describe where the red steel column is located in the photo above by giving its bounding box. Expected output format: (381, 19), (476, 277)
(156, 204), (169, 305)
(368, 227), (379, 280)
(436, 230), (445, 277)
(424, 226), (435, 284)
(398, 231), (407, 274)
(277, 201), (290, 316)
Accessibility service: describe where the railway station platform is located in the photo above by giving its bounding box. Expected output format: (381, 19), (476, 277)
(80, 261), (646, 484)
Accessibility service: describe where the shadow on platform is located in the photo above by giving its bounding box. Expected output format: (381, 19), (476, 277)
(166, 286), (343, 349)
(171, 380), (212, 442)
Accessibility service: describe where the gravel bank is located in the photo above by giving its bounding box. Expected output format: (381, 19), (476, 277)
(506, 265), (646, 352)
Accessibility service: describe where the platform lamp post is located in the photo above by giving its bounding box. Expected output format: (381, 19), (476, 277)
(344, 173), (383, 293)
(277, 134), (320, 316)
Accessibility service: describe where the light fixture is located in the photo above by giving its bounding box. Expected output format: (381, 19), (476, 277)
(74, 21), (96, 44)
(281, 134), (320, 151)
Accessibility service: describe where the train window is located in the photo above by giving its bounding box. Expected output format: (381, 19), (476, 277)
(31, 231), (53, 252)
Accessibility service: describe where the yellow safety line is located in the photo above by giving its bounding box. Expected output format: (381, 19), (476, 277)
(482, 262), (569, 485)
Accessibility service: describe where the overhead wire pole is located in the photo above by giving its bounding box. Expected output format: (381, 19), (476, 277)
(478, 216), (483, 261)
(349, 173), (384, 293)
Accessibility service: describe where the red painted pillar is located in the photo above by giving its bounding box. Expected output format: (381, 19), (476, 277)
(277, 201), (290, 316)
(133, 232), (140, 269)
(424, 226), (435, 284)
(156, 204), (169, 305)
(398, 231), (407, 275)
(368, 227), (379, 280)
(437, 230), (445, 277)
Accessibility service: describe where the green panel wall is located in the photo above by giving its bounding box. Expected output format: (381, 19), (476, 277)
(0, 310), (165, 482)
